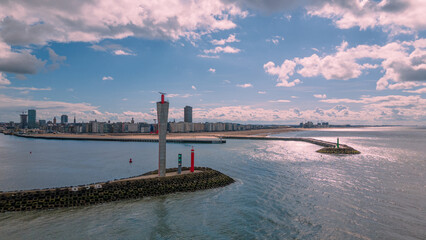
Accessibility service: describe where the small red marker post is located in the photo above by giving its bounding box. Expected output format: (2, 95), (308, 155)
(129, 158), (132, 163)
(190, 147), (194, 172)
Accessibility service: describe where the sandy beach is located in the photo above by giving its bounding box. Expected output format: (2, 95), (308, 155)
(31, 127), (301, 140)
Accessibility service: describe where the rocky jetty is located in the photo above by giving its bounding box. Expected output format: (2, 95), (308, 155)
(316, 147), (361, 154)
(0, 167), (234, 212)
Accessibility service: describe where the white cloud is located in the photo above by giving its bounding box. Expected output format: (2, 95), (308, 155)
(314, 94), (327, 99)
(318, 95), (426, 123)
(269, 99), (291, 103)
(122, 98), (128, 101)
(0, 1), (247, 44)
(1, 93), (424, 124)
(0, 94), (166, 123)
(204, 46), (241, 54)
(291, 96), (298, 98)
(211, 34), (240, 45)
(191, 94), (426, 124)
(265, 39), (426, 90)
(403, 88), (426, 94)
(0, 0), (247, 75)
(258, 91), (266, 94)
(102, 76), (114, 81)
(167, 93), (192, 98)
(263, 60), (302, 87)
(208, 68), (216, 73)
(320, 95), (423, 105)
(266, 35), (285, 45)
(192, 85), (197, 90)
(236, 83), (253, 88)
(91, 43), (136, 56)
(47, 48), (66, 71)
(0, 86), (51, 91)
(223, 80), (231, 84)
(113, 50), (135, 56)
(197, 54), (220, 59)
(0, 94), (99, 120)
(307, 0), (426, 35)
(0, 41), (45, 74)
(0, 72), (11, 85)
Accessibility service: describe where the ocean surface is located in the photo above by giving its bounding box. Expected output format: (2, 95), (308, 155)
(0, 127), (425, 239)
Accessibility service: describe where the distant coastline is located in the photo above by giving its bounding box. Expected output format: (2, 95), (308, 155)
(8, 126), (408, 142)
(11, 127), (301, 142)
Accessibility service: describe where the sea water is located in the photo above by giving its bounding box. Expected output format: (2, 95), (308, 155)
(0, 127), (425, 239)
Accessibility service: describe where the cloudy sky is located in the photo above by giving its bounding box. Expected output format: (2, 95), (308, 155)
(0, 0), (425, 125)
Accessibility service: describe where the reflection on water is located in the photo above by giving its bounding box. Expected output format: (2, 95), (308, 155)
(0, 127), (425, 239)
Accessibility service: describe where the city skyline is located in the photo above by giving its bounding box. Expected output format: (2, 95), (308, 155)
(0, 1), (425, 125)
(6, 107), (333, 128)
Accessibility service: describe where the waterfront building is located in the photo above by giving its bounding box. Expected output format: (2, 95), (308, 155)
(204, 122), (214, 132)
(126, 123), (138, 133)
(20, 112), (28, 129)
(28, 109), (36, 129)
(139, 122), (151, 133)
(194, 123), (205, 132)
(39, 120), (46, 127)
(184, 106), (192, 123)
(61, 115), (68, 124)
(90, 120), (98, 133)
(169, 122), (184, 133)
(53, 117), (56, 124)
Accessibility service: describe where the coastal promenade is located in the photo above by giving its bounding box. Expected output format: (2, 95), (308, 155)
(14, 133), (226, 144)
(12, 128), (300, 143)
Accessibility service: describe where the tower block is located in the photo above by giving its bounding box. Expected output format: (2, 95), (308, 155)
(157, 95), (169, 177)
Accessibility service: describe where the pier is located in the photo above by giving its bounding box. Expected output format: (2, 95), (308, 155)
(0, 167), (234, 212)
(220, 136), (360, 154)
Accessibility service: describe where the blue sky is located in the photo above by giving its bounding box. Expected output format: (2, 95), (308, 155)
(0, 0), (425, 124)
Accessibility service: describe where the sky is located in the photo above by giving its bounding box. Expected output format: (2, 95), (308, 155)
(0, 0), (425, 125)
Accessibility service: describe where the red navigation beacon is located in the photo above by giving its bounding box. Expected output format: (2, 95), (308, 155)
(190, 147), (195, 173)
(159, 92), (166, 104)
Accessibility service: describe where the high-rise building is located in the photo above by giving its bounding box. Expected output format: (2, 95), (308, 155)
(184, 106), (192, 123)
(73, 115), (76, 124)
(61, 115), (68, 124)
(53, 117), (56, 124)
(20, 112), (28, 129)
(28, 109), (36, 129)
(39, 120), (46, 126)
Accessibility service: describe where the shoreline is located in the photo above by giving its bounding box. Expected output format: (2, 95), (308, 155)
(9, 127), (361, 154)
(12, 127), (301, 141)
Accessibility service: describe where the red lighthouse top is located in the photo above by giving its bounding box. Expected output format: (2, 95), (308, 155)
(159, 92), (166, 104)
